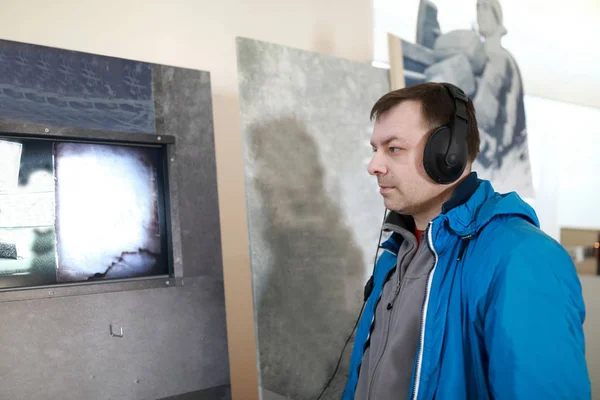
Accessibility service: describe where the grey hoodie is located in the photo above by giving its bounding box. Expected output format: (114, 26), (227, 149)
(353, 212), (436, 400)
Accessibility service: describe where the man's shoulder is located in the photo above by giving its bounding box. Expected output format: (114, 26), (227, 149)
(478, 214), (562, 254)
(463, 216), (584, 318)
(473, 215), (577, 281)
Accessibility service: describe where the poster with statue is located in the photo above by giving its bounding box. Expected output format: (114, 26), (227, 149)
(393, 0), (534, 197)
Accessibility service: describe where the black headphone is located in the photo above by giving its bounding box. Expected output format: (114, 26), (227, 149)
(422, 82), (470, 185)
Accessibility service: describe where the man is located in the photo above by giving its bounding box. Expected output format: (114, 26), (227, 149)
(342, 82), (590, 399)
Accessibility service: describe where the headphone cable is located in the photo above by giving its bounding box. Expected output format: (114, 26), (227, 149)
(315, 300), (366, 400)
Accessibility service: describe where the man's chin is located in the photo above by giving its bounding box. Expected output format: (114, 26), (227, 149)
(383, 198), (405, 213)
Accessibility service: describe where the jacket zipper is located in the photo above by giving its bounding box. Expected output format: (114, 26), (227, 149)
(456, 234), (473, 261)
(411, 221), (438, 400)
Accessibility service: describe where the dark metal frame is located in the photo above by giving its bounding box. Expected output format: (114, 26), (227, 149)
(0, 121), (184, 303)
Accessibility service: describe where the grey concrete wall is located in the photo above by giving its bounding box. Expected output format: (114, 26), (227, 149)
(236, 37), (390, 400)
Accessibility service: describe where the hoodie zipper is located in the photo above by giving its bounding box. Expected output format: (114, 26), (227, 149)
(386, 256), (406, 310)
(367, 273), (402, 399)
(386, 231), (419, 310)
(411, 221), (438, 400)
(367, 233), (417, 398)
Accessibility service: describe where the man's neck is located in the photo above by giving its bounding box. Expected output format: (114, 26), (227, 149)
(411, 173), (470, 230)
(412, 199), (448, 231)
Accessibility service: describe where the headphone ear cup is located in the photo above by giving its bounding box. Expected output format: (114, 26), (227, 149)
(423, 126), (467, 184)
(423, 126), (452, 184)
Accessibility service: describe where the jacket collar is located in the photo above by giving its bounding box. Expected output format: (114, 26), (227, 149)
(381, 171), (539, 239)
(439, 174), (539, 236)
(441, 171), (479, 213)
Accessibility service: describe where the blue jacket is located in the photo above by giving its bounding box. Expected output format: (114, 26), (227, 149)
(343, 175), (590, 399)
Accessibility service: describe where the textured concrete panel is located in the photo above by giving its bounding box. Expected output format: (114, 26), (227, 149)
(0, 276), (230, 400)
(0, 38), (155, 134)
(237, 37), (390, 399)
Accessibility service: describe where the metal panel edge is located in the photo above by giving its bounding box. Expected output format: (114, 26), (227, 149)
(0, 120), (175, 145)
(165, 142), (184, 280)
(0, 275), (178, 304)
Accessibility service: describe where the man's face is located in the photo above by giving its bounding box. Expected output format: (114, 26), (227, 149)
(368, 100), (449, 216)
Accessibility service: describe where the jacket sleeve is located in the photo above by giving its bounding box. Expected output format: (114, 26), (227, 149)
(483, 236), (591, 399)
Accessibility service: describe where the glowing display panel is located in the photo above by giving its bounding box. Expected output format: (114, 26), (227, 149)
(0, 138), (169, 289)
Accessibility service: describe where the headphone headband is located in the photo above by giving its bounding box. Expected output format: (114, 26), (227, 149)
(442, 83), (469, 120)
(440, 83), (469, 168)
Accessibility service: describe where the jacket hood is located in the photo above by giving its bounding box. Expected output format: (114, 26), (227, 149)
(440, 175), (539, 236)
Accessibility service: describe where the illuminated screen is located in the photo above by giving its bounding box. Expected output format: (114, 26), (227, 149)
(0, 137), (169, 289)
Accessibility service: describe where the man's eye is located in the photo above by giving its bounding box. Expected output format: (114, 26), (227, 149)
(372, 147), (402, 153)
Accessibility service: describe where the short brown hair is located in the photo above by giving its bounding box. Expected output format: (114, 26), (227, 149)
(370, 82), (480, 162)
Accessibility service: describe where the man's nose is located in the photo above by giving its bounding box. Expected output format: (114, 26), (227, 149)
(368, 152), (387, 176)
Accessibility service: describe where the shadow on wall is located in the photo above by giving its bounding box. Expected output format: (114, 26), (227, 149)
(249, 117), (366, 400)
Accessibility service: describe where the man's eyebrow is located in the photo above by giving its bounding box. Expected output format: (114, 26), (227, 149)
(370, 135), (404, 148)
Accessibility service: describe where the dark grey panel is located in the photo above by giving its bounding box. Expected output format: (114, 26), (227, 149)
(157, 384), (231, 400)
(0, 39), (228, 400)
(153, 66), (222, 280)
(0, 38), (155, 134)
(0, 275), (230, 400)
(236, 37), (390, 399)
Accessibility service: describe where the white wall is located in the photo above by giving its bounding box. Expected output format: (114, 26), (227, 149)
(0, 1), (374, 399)
(555, 103), (600, 231)
(523, 96), (567, 241)
(525, 96), (600, 235)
